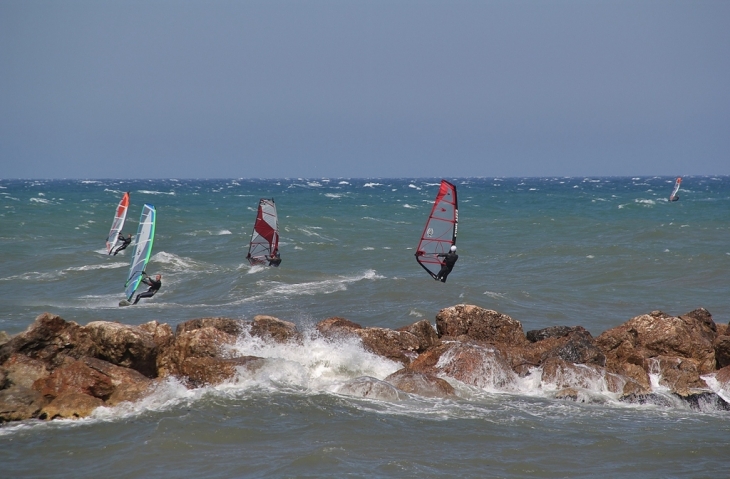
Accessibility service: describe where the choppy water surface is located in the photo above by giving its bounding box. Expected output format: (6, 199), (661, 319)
(1, 177), (729, 477)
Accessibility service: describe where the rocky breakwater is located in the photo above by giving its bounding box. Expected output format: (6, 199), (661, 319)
(2, 305), (730, 423)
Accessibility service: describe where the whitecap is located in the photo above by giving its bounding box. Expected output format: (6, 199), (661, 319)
(137, 190), (176, 196)
(363, 183), (382, 188)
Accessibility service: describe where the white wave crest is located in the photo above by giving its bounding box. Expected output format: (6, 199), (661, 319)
(150, 251), (208, 272)
(66, 263), (127, 272)
(137, 190), (176, 195)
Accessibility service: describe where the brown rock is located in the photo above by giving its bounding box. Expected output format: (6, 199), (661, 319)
(81, 321), (158, 378)
(435, 305), (527, 347)
(354, 327), (420, 365)
(138, 320), (174, 349)
(2, 353), (50, 389)
(39, 392), (104, 420)
(156, 326), (238, 379)
(410, 341), (517, 389)
(0, 386), (48, 422)
(33, 357), (115, 400)
(249, 315), (301, 343)
(384, 369), (455, 398)
(0, 331), (10, 347)
(316, 317), (363, 339)
(0, 313), (94, 367)
(178, 356), (264, 388)
(596, 310), (717, 377)
(397, 320), (440, 352)
(716, 364), (730, 385)
(713, 335), (730, 369)
(80, 357), (153, 405)
(176, 317), (245, 336)
(717, 323), (728, 337)
(540, 357), (605, 391)
(526, 325), (585, 343)
(648, 356), (708, 395)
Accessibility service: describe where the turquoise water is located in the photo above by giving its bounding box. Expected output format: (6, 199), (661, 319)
(1, 177), (729, 477)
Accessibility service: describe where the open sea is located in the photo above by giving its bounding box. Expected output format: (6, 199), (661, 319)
(1, 176), (729, 478)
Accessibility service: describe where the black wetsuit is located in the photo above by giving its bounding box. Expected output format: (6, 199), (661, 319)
(435, 251), (458, 283)
(113, 234), (132, 255)
(133, 276), (161, 304)
(267, 253), (282, 267)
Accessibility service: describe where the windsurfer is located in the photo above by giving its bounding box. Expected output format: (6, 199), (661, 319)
(435, 245), (458, 283)
(113, 234), (132, 255)
(266, 251), (282, 267)
(133, 273), (162, 305)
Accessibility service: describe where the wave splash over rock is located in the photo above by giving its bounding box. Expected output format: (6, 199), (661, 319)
(2, 304), (730, 424)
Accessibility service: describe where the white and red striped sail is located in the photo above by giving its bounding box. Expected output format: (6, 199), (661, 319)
(415, 180), (458, 279)
(246, 198), (279, 265)
(106, 192), (130, 254)
(669, 177), (681, 201)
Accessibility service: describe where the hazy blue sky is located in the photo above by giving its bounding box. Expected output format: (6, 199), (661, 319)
(2, 1), (728, 179)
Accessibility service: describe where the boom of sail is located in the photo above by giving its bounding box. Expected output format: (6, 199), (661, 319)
(246, 198), (279, 266)
(415, 180), (458, 279)
(124, 204), (156, 301)
(106, 192), (130, 254)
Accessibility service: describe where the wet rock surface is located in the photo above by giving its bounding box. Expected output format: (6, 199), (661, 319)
(1, 304), (728, 423)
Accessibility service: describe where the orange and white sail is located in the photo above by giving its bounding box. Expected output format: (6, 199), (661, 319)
(106, 192), (130, 254)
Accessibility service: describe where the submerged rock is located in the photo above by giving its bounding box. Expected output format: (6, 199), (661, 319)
(337, 376), (408, 401)
(384, 369), (455, 398)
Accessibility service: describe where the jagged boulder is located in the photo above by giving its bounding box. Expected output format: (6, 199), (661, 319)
(2, 353), (50, 389)
(526, 325), (585, 342)
(39, 392), (105, 420)
(248, 315), (301, 343)
(33, 356), (115, 400)
(316, 317), (363, 339)
(156, 326), (238, 380)
(177, 356), (265, 388)
(648, 356), (708, 395)
(0, 386), (48, 423)
(713, 335), (730, 369)
(138, 320), (174, 349)
(176, 317), (245, 336)
(354, 327), (420, 365)
(397, 320), (441, 353)
(409, 341), (517, 390)
(435, 305), (528, 347)
(0, 313), (95, 367)
(596, 310), (718, 379)
(81, 321), (158, 378)
(384, 369), (455, 398)
(316, 317), (421, 366)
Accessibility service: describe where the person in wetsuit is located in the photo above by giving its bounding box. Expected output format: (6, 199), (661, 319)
(435, 245), (458, 283)
(133, 273), (162, 305)
(266, 250), (282, 267)
(113, 233), (132, 255)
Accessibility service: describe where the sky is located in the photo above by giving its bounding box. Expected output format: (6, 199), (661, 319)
(1, 1), (729, 179)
